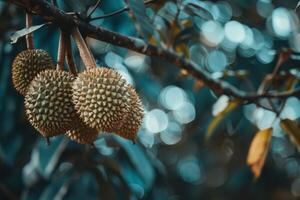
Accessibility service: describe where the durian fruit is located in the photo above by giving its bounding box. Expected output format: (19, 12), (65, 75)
(65, 118), (99, 144)
(115, 86), (144, 141)
(12, 49), (54, 95)
(25, 69), (77, 138)
(72, 68), (131, 132)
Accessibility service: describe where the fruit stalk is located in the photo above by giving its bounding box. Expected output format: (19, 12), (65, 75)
(71, 27), (97, 70)
(65, 34), (77, 75)
(56, 30), (66, 70)
(25, 13), (34, 49)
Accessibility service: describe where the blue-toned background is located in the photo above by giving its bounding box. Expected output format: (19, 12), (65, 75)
(1, 0), (300, 199)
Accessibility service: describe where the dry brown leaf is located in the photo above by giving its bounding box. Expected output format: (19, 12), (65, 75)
(247, 128), (273, 178)
(280, 119), (300, 150)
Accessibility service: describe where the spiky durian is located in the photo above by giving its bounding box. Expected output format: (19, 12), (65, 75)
(65, 119), (99, 144)
(12, 49), (54, 95)
(72, 68), (131, 132)
(115, 86), (144, 141)
(25, 69), (76, 137)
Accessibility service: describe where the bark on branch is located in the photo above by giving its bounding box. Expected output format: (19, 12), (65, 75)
(8, 0), (300, 102)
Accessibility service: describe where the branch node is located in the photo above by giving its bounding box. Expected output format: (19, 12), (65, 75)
(25, 13), (34, 49)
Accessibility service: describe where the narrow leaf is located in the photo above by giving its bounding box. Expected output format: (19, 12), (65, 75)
(280, 119), (300, 150)
(10, 24), (46, 44)
(126, 0), (154, 40)
(183, 2), (213, 20)
(205, 99), (240, 140)
(247, 128), (273, 178)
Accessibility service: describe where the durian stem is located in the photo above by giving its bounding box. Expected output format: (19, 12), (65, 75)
(56, 30), (66, 70)
(71, 27), (97, 70)
(65, 34), (77, 75)
(25, 13), (34, 49)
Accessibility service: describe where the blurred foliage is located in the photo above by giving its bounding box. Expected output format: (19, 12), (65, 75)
(1, 0), (300, 199)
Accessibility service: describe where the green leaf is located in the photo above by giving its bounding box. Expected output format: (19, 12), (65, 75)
(116, 137), (155, 190)
(280, 119), (300, 150)
(10, 23), (46, 44)
(205, 99), (240, 140)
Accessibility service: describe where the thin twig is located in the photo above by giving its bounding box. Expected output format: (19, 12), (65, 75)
(65, 34), (77, 75)
(56, 30), (66, 70)
(89, 0), (156, 21)
(7, 0), (300, 102)
(72, 27), (97, 70)
(87, 0), (101, 19)
(257, 49), (293, 115)
(25, 13), (34, 49)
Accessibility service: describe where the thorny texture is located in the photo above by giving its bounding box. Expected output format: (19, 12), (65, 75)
(115, 85), (144, 141)
(25, 70), (77, 137)
(12, 49), (54, 96)
(65, 120), (99, 144)
(8, 0), (300, 103)
(72, 68), (131, 132)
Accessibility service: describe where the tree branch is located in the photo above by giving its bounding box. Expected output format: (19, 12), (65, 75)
(7, 0), (300, 102)
(25, 12), (34, 49)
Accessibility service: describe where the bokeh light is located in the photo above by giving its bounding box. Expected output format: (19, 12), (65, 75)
(124, 53), (149, 72)
(256, 0), (274, 18)
(173, 101), (196, 124)
(160, 121), (182, 145)
(224, 20), (246, 43)
(271, 8), (293, 38)
(207, 50), (227, 72)
(144, 109), (169, 134)
(201, 20), (224, 46)
(177, 156), (204, 184)
(212, 95), (229, 116)
(159, 86), (186, 110)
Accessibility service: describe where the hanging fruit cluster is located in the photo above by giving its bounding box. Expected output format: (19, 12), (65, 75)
(12, 16), (144, 145)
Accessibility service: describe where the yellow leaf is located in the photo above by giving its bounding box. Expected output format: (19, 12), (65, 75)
(170, 21), (181, 42)
(205, 99), (240, 140)
(280, 119), (300, 150)
(174, 43), (189, 57)
(180, 19), (192, 28)
(148, 35), (157, 46)
(284, 75), (297, 91)
(247, 128), (273, 178)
